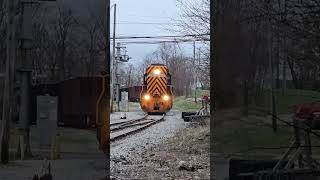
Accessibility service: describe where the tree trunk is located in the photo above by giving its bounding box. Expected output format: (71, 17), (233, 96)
(59, 39), (66, 81)
(313, 66), (318, 90)
(287, 58), (299, 89)
(299, 62), (304, 89)
(242, 80), (249, 116)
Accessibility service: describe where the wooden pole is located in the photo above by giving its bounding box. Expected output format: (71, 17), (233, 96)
(268, 0), (277, 133)
(282, 0), (287, 95)
(110, 4), (116, 113)
(193, 41), (197, 102)
(19, 135), (25, 160)
(1, 0), (11, 164)
(1, 0), (16, 164)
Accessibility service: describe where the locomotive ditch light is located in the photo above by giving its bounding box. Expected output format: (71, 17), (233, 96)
(153, 69), (161, 75)
(163, 95), (170, 101)
(144, 94), (151, 100)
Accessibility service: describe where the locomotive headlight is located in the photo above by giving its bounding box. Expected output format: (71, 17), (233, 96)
(163, 95), (170, 101)
(153, 69), (161, 75)
(144, 94), (151, 100)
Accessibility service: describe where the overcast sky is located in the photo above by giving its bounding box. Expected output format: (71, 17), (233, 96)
(109, 0), (195, 66)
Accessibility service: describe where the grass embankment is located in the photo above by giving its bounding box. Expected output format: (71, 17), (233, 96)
(173, 96), (203, 112)
(172, 89), (209, 112)
(213, 110), (293, 155)
(256, 89), (320, 114)
(214, 89), (320, 156)
(190, 89), (210, 99)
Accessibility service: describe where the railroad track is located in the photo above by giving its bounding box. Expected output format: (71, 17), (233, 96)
(110, 114), (166, 142)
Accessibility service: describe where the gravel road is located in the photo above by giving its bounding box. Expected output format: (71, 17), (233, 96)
(110, 110), (187, 175)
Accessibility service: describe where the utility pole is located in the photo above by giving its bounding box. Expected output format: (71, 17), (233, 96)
(1, 0), (16, 164)
(193, 41), (197, 103)
(115, 42), (120, 112)
(106, 0), (110, 73)
(115, 43), (130, 112)
(268, 0), (277, 133)
(110, 3), (116, 113)
(17, 0), (35, 160)
(282, 0), (287, 96)
(15, 0), (57, 160)
(211, 0), (218, 113)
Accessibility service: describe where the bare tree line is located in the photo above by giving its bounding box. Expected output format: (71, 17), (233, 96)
(213, 0), (320, 109)
(27, 2), (106, 84)
(0, 1), (106, 84)
(0, 0), (106, 126)
(172, 0), (210, 95)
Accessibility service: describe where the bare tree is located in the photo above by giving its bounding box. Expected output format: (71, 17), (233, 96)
(211, 0), (320, 110)
(0, 0), (6, 70)
(136, 43), (196, 96)
(52, 4), (78, 81)
(31, 20), (58, 82)
(173, 0), (210, 40)
(75, 3), (106, 77)
(0, 0), (5, 118)
(170, 0), (210, 95)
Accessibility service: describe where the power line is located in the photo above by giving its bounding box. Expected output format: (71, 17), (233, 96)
(116, 41), (192, 44)
(116, 39), (209, 44)
(111, 33), (210, 40)
(116, 21), (178, 25)
(118, 14), (173, 19)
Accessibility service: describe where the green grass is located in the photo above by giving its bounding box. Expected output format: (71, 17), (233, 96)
(213, 108), (320, 156)
(256, 89), (320, 114)
(213, 110), (293, 155)
(173, 96), (203, 111)
(214, 124), (292, 155)
(213, 89), (320, 156)
(190, 89), (210, 99)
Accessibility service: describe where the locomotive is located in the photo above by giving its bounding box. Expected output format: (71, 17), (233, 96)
(140, 64), (173, 114)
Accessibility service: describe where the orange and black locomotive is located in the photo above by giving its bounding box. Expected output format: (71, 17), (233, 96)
(140, 64), (173, 114)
